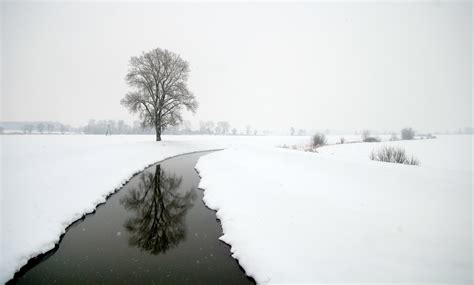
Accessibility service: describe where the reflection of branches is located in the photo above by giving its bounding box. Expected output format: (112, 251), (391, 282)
(120, 164), (195, 255)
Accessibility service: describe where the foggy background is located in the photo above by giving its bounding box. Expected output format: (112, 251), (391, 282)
(1, 1), (472, 133)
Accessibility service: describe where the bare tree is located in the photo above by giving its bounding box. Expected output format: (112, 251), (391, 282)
(290, 127), (295, 136)
(59, 123), (69, 134)
(215, 125), (222, 135)
(217, 121), (230, 135)
(121, 48), (198, 141)
(117, 120), (126, 134)
(312, 133), (327, 147)
(361, 129), (381, 142)
(47, 123), (54, 133)
(208, 121), (215, 134)
(401, 127), (415, 140)
(231, 128), (237, 135)
(23, 124), (33, 134)
(361, 129), (370, 141)
(246, 125), (252, 136)
(199, 121), (207, 134)
(181, 120), (192, 134)
(199, 121), (214, 134)
(36, 123), (45, 134)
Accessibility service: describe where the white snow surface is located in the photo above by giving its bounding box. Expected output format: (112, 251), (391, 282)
(196, 135), (472, 284)
(0, 134), (309, 284)
(318, 135), (472, 173)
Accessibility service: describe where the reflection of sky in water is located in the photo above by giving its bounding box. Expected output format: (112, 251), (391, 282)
(14, 152), (253, 284)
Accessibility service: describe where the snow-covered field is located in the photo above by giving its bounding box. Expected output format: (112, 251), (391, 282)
(1, 134), (472, 284)
(196, 135), (472, 284)
(0, 134), (308, 283)
(318, 135), (472, 173)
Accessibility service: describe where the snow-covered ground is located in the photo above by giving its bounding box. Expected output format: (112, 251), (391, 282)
(1, 134), (472, 284)
(0, 134), (309, 283)
(196, 135), (472, 284)
(318, 135), (472, 173)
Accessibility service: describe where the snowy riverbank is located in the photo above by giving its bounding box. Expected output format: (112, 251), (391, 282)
(196, 135), (472, 284)
(0, 134), (309, 283)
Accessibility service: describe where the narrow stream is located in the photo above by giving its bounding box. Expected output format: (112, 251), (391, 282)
(12, 151), (253, 284)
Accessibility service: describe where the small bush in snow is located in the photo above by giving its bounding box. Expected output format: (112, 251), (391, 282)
(370, 146), (419, 166)
(311, 133), (327, 148)
(280, 144), (300, 151)
(361, 130), (381, 142)
(339, 137), (345, 144)
(401, 128), (415, 140)
(361, 130), (370, 141)
(390, 133), (399, 141)
(364, 136), (381, 142)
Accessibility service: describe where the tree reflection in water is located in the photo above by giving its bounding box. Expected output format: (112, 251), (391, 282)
(120, 164), (195, 255)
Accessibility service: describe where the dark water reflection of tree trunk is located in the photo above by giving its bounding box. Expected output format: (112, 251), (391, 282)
(120, 164), (196, 255)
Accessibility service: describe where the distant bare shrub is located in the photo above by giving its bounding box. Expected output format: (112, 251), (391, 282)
(361, 130), (370, 141)
(361, 130), (381, 142)
(401, 128), (415, 140)
(280, 144), (299, 150)
(364, 136), (381, 142)
(339, 137), (345, 144)
(370, 146), (419, 166)
(311, 133), (327, 148)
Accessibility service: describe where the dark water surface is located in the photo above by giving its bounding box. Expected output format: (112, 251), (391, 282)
(13, 151), (253, 284)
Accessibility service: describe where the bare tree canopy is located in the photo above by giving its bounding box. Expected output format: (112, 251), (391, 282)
(216, 121), (230, 135)
(401, 127), (415, 140)
(121, 48), (198, 141)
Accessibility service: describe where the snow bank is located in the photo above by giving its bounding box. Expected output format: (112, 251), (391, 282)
(0, 134), (308, 283)
(196, 136), (472, 284)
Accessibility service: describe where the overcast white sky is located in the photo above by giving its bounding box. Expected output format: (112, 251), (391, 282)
(1, 1), (472, 132)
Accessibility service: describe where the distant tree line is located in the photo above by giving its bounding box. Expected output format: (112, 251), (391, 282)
(83, 120), (154, 135)
(0, 120), (275, 135)
(83, 119), (264, 136)
(289, 127), (307, 136)
(198, 121), (232, 135)
(17, 122), (73, 134)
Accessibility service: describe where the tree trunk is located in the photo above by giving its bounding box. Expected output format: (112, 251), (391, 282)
(155, 126), (161, 141)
